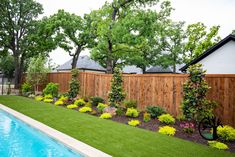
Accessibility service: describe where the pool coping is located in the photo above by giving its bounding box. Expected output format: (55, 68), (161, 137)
(0, 104), (112, 157)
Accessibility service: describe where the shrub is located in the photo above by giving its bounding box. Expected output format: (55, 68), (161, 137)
(180, 122), (195, 133)
(97, 103), (108, 113)
(90, 96), (104, 106)
(217, 125), (235, 141)
(79, 107), (92, 113)
(43, 99), (53, 103)
(100, 113), (112, 119)
(58, 95), (68, 101)
(181, 64), (217, 122)
(158, 114), (175, 124)
(85, 102), (92, 107)
(54, 100), (64, 106)
(68, 69), (80, 98)
(43, 83), (59, 97)
(143, 112), (151, 122)
(21, 83), (33, 96)
(123, 100), (137, 109)
(35, 96), (43, 101)
(74, 99), (86, 106)
(116, 107), (124, 116)
(158, 126), (176, 136)
(67, 104), (78, 109)
(128, 120), (140, 127)
(126, 108), (139, 118)
(146, 106), (166, 118)
(108, 67), (126, 105)
(208, 141), (228, 150)
(44, 94), (53, 99)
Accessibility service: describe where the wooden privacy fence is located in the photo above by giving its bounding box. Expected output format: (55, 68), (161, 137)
(43, 72), (235, 127)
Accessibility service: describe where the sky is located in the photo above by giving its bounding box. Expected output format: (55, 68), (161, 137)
(36, 0), (235, 66)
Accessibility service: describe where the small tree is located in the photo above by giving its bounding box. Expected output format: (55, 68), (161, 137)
(0, 55), (15, 82)
(26, 55), (48, 93)
(181, 64), (217, 122)
(68, 68), (80, 98)
(108, 67), (126, 106)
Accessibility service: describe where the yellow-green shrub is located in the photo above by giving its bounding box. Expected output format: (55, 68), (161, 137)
(97, 103), (108, 112)
(100, 113), (112, 119)
(54, 100), (64, 106)
(158, 126), (176, 136)
(128, 120), (140, 127)
(35, 96), (43, 101)
(59, 95), (68, 101)
(208, 141), (228, 150)
(79, 107), (92, 113)
(158, 114), (175, 124)
(143, 112), (151, 122)
(43, 99), (53, 103)
(125, 108), (139, 118)
(44, 94), (53, 99)
(85, 102), (92, 107)
(67, 104), (78, 109)
(74, 99), (86, 106)
(217, 125), (235, 141)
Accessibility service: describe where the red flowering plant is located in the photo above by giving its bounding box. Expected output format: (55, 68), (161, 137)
(180, 121), (195, 133)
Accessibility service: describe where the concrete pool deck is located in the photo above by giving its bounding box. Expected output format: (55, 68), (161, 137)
(0, 104), (111, 157)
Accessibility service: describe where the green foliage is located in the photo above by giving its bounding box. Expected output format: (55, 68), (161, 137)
(125, 108), (139, 118)
(54, 100), (64, 106)
(116, 107), (124, 116)
(208, 141), (228, 150)
(68, 69), (80, 98)
(108, 67), (125, 105)
(217, 125), (235, 141)
(143, 112), (151, 122)
(90, 96), (104, 106)
(26, 54), (49, 92)
(74, 99), (86, 106)
(35, 96), (43, 101)
(67, 104), (78, 109)
(79, 107), (92, 113)
(44, 94), (53, 99)
(85, 102), (92, 107)
(158, 114), (175, 124)
(123, 100), (137, 109)
(184, 22), (220, 63)
(0, 55), (15, 80)
(181, 64), (217, 122)
(146, 106), (166, 118)
(43, 83), (59, 97)
(128, 120), (140, 127)
(100, 113), (112, 119)
(21, 83), (33, 96)
(43, 99), (53, 103)
(97, 103), (108, 113)
(158, 126), (176, 136)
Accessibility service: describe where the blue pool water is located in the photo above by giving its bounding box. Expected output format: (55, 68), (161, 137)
(0, 110), (83, 157)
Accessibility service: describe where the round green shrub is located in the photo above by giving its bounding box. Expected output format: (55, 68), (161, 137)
(67, 104), (78, 109)
(146, 106), (166, 118)
(79, 107), (92, 113)
(128, 120), (140, 127)
(208, 141), (228, 150)
(217, 125), (235, 141)
(97, 103), (108, 113)
(158, 126), (176, 136)
(100, 113), (112, 119)
(158, 114), (175, 124)
(43, 83), (59, 97)
(125, 108), (139, 118)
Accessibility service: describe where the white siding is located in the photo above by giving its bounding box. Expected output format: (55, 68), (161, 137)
(199, 40), (235, 74)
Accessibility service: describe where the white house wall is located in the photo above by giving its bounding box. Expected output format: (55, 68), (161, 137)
(199, 40), (235, 74)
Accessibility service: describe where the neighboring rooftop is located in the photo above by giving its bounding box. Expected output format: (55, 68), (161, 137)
(145, 66), (172, 73)
(180, 34), (235, 72)
(57, 56), (106, 72)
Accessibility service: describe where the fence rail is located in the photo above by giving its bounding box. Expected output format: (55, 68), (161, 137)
(36, 72), (235, 127)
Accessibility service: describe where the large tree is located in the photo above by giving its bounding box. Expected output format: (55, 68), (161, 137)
(159, 20), (186, 73)
(49, 10), (96, 69)
(0, 0), (44, 88)
(90, 0), (160, 73)
(183, 22), (220, 63)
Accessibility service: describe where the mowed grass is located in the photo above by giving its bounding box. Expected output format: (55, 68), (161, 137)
(0, 96), (234, 157)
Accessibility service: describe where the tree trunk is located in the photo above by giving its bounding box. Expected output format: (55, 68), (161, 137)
(106, 40), (113, 73)
(71, 46), (82, 69)
(13, 55), (20, 89)
(142, 66), (146, 74)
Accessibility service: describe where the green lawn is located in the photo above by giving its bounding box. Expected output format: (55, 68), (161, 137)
(0, 96), (234, 157)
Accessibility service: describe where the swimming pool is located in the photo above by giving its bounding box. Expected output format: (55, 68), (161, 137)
(0, 109), (82, 157)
